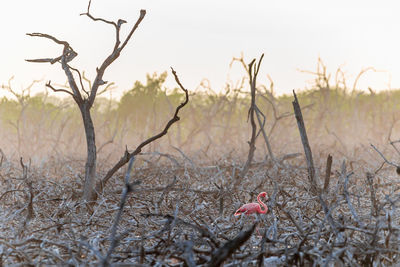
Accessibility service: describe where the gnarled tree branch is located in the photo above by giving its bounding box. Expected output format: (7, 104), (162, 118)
(97, 67), (189, 194)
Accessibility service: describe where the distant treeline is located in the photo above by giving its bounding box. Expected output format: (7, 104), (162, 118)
(0, 71), (399, 164)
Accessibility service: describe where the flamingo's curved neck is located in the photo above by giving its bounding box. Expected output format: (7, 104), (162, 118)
(257, 195), (268, 214)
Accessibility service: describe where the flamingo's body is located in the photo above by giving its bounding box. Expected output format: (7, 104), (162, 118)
(234, 192), (268, 236)
(234, 192), (268, 216)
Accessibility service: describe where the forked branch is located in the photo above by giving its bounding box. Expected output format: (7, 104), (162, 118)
(370, 143), (399, 168)
(26, 33), (82, 103)
(26, 7), (146, 108)
(45, 81), (74, 97)
(81, 3), (146, 107)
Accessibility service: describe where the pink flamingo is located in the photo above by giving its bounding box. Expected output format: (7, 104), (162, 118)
(234, 192), (268, 216)
(234, 192), (268, 235)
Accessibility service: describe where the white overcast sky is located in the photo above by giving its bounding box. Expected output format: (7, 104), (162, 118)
(1, 0), (400, 97)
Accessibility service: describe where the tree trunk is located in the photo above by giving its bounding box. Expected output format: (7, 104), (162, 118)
(80, 101), (97, 201)
(26, 8), (147, 203)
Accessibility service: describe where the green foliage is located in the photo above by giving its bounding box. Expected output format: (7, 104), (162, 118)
(0, 97), (20, 123)
(118, 72), (185, 136)
(1, 70), (400, 160)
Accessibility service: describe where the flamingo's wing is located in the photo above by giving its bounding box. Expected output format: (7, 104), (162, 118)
(234, 203), (259, 216)
(234, 206), (247, 216)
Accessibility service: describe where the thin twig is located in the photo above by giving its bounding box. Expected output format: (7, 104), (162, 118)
(102, 156), (141, 265)
(255, 105), (274, 160)
(342, 163), (361, 226)
(370, 143), (399, 168)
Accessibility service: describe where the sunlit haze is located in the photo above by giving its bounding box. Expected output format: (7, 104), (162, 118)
(1, 0), (400, 97)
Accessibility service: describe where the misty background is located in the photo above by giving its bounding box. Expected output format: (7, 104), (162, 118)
(1, 0), (399, 97)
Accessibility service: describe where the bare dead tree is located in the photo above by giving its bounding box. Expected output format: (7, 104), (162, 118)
(1, 77), (41, 156)
(26, 1), (147, 201)
(231, 54), (276, 165)
(334, 65), (347, 92)
(352, 67), (376, 93)
(292, 90), (318, 194)
(298, 57), (331, 93)
(240, 54), (264, 178)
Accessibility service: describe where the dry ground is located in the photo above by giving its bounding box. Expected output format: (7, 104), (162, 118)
(1, 141), (400, 266)
(2, 77), (400, 265)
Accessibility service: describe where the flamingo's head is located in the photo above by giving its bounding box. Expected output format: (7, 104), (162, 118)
(259, 192), (268, 200)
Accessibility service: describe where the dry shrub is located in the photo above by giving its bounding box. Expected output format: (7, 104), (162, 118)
(1, 67), (400, 265)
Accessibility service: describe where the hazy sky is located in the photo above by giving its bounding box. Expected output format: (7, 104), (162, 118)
(1, 0), (399, 97)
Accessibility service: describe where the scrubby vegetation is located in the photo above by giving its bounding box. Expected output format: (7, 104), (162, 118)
(1, 61), (400, 265)
(1, 1), (400, 265)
